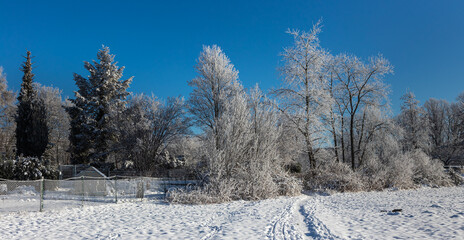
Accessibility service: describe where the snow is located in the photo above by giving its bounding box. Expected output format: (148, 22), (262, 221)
(303, 186), (464, 239)
(9, 185), (38, 196)
(1, 186), (463, 239)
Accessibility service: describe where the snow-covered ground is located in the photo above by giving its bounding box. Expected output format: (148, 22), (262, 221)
(302, 186), (464, 239)
(0, 186), (463, 239)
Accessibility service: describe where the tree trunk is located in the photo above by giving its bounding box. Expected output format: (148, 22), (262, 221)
(341, 116), (346, 163)
(350, 114), (356, 170)
(330, 110), (340, 162)
(306, 138), (316, 169)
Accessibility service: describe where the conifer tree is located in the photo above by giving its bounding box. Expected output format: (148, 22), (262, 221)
(68, 46), (132, 163)
(15, 51), (49, 158)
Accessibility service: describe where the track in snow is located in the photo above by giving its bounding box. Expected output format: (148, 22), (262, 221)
(298, 197), (341, 240)
(265, 196), (340, 240)
(266, 198), (303, 240)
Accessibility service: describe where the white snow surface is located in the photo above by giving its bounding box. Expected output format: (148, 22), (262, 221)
(1, 186), (463, 239)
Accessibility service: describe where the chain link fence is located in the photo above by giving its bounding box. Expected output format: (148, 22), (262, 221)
(0, 176), (197, 213)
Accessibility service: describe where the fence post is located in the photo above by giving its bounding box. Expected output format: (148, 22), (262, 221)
(142, 178), (145, 199)
(114, 176), (118, 204)
(39, 177), (44, 212)
(81, 176), (84, 207)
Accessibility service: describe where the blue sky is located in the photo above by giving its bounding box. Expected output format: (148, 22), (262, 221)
(1, 0), (463, 113)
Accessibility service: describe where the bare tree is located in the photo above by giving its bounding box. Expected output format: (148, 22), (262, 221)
(429, 93), (464, 165)
(423, 98), (449, 160)
(119, 94), (190, 173)
(326, 57), (348, 163)
(329, 54), (393, 169)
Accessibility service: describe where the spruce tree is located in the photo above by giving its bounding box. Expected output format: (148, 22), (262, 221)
(16, 51), (49, 158)
(67, 46), (132, 164)
(66, 96), (93, 164)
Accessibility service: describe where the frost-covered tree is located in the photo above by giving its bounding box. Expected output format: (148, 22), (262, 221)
(68, 46), (132, 164)
(209, 83), (282, 185)
(188, 45), (239, 150)
(354, 105), (394, 166)
(172, 45), (300, 202)
(35, 83), (71, 165)
(397, 91), (430, 152)
(0, 67), (16, 159)
(326, 55), (346, 163)
(329, 53), (392, 169)
(175, 82), (300, 203)
(15, 51), (49, 159)
(273, 21), (332, 169)
(206, 81), (251, 184)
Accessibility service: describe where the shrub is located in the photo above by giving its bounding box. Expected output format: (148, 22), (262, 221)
(0, 158), (15, 179)
(448, 168), (464, 185)
(384, 153), (415, 189)
(408, 150), (452, 187)
(0, 156), (59, 180)
(285, 162), (302, 173)
(303, 149), (453, 193)
(304, 161), (364, 192)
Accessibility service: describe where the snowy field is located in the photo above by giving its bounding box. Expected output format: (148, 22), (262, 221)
(0, 186), (463, 239)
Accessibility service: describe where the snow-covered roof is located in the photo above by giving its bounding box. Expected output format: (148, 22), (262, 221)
(76, 166), (107, 178)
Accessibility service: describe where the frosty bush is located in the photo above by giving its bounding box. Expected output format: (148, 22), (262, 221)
(304, 161), (364, 192)
(358, 155), (392, 191)
(304, 148), (453, 193)
(407, 150), (452, 187)
(274, 175), (302, 196)
(383, 153), (415, 189)
(448, 168), (464, 185)
(381, 150), (451, 189)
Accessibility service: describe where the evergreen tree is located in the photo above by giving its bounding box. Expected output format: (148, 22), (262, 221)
(15, 51), (49, 158)
(66, 99), (92, 164)
(68, 46), (132, 164)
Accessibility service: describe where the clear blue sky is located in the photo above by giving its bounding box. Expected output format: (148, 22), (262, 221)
(1, 0), (463, 113)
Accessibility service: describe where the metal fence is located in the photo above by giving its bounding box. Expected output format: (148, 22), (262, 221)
(0, 176), (197, 213)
